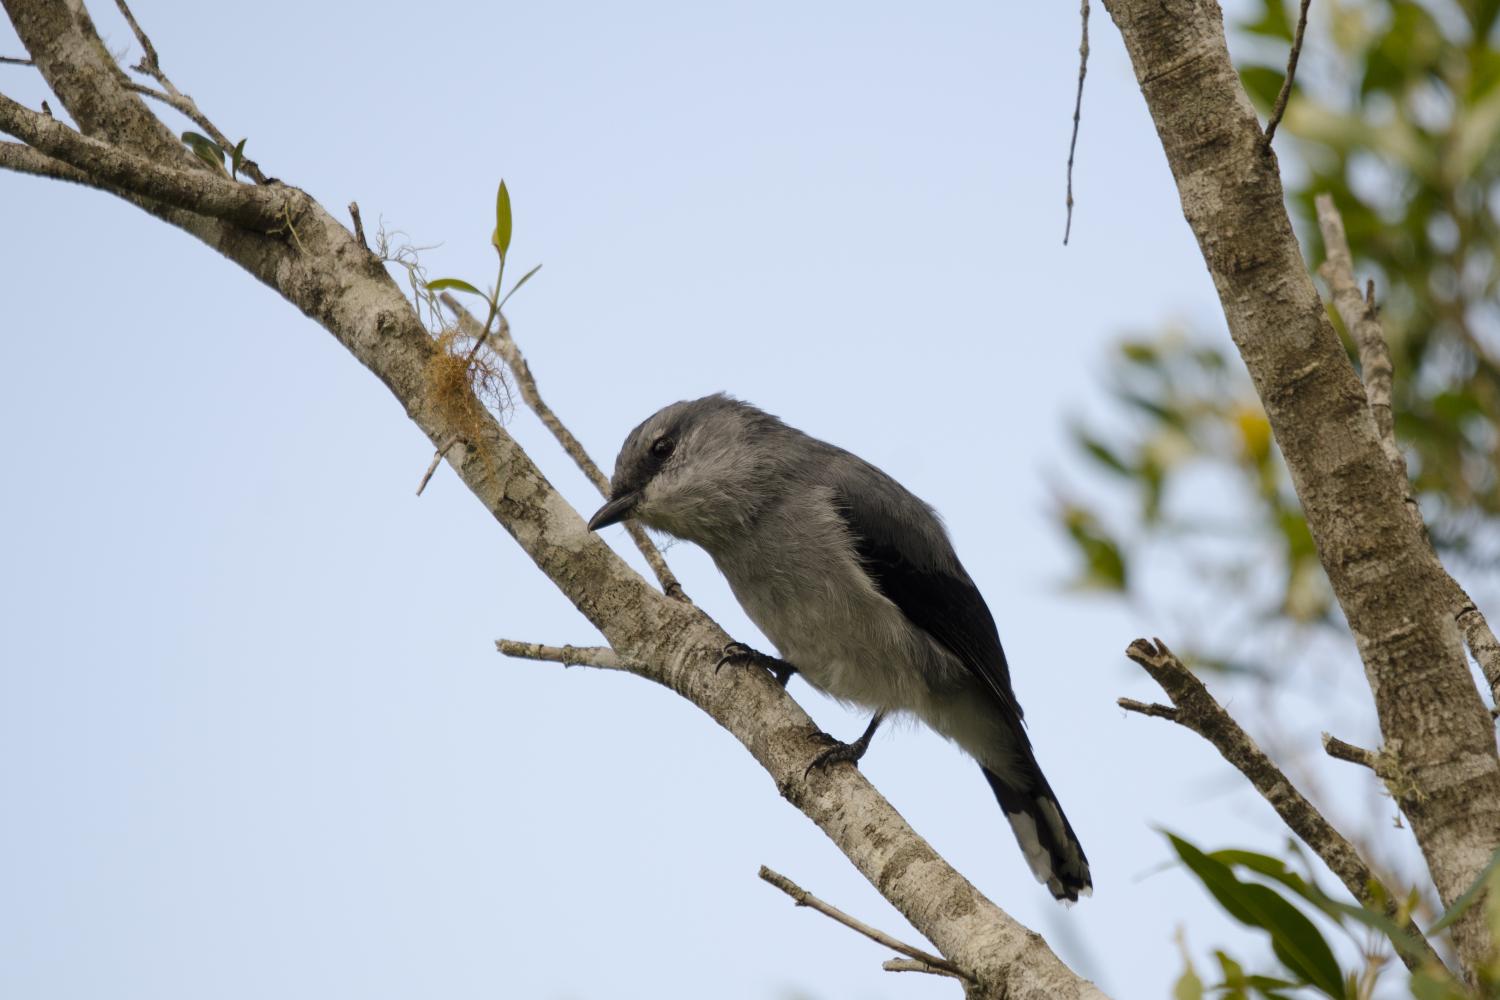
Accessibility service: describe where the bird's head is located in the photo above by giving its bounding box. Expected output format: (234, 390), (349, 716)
(588, 394), (783, 546)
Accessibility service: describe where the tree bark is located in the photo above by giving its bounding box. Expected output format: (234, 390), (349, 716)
(1100, 0), (1500, 973)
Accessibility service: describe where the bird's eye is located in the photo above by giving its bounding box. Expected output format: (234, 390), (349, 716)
(651, 437), (675, 459)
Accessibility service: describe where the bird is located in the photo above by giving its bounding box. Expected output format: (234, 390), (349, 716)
(586, 393), (1091, 902)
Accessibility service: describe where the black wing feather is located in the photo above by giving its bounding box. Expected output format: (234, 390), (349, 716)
(831, 487), (1024, 724)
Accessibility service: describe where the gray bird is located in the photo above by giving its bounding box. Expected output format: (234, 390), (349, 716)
(587, 394), (1092, 902)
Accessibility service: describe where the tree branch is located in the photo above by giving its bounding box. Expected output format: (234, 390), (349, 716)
(758, 865), (974, 983)
(1063, 0), (1089, 245)
(496, 639), (629, 671)
(1123, 638), (1445, 973)
(111, 0), (267, 183)
(1322, 733), (1382, 773)
(882, 957), (966, 979)
(1316, 193), (1500, 711)
(440, 293), (686, 601)
(1261, 0), (1311, 149)
(1101, 0), (1500, 972)
(1314, 194), (1399, 469)
(0, 90), (289, 228)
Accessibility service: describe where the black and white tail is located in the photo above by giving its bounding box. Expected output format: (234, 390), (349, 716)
(982, 761), (1092, 903)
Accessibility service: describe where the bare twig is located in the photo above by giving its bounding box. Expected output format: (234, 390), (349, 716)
(882, 957), (967, 979)
(758, 866), (974, 983)
(496, 639), (628, 671)
(415, 440), (454, 496)
(1118, 697), (1178, 721)
(1063, 0), (1089, 245)
(1322, 733), (1381, 772)
(113, 0), (268, 184)
(1316, 194), (1500, 708)
(1122, 637), (1445, 974)
(113, 0), (161, 74)
(349, 201), (369, 251)
(440, 292), (686, 601)
(0, 92), (289, 228)
(1316, 194), (1398, 468)
(0, 54), (33, 66)
(1262, 0), (1312, 149)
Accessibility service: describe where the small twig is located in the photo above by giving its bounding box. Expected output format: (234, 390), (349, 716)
(0, 55), (33, 66)
(1322, 733), (1381, 772)
(1122, 637), (1446, 974)
(114, 0), (162, 74)
(496, 639), (629, 671)
(1262, 0), (1312, 150)
(1062, 0), (1089, 246)
(440, 293), (686, 601)
(415, 439), (455, 496)
(113, 0), (268, 184)
(882, 957), (966, 980)
(757, 866), (974, 983)
(349, 201), (369, 251)
(1118, 697), (1178, 721)
(1316, 194), (1398, 469)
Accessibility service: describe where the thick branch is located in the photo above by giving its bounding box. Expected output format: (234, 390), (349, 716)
(1102, 0), (1500, 973)
(1123, 639), (1444, 973)
(0, 90), (288, 227)
(441, 293), (686, 601)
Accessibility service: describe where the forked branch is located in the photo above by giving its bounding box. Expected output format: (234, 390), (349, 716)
(1121, 638), (1442, 973)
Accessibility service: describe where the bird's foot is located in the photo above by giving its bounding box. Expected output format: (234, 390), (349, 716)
(804, 712), (884, 778)
(715, 642), (796, 687)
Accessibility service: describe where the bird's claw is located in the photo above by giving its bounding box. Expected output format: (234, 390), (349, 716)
(804, 735), (871, 778)
(715, 642), (796, 687)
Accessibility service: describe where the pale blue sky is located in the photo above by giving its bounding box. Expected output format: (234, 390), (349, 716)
(0, 2), (1409, 998)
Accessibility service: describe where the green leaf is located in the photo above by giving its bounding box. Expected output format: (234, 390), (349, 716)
(181, 131), (228, 175)
(1240, 66), (1287, 112)
(1069, 426), (1133, 477)
(1238, 0), (1294, 40)
(492, 179), (513, 257)
(1168, 834), (1344, 997)
(1429, 845), (1500, 932)
(230, 138), (247, 179)
(426, 277), (485, 296)
(1173, 960), (1204, 1000)
(496, 262), (543, 311)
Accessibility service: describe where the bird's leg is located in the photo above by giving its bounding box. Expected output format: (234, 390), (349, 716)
(805, 712), (885, 776)
(715, 641), (797, 688)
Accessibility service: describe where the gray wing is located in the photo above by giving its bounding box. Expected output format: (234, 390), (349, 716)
(827, 461), (1025, 727)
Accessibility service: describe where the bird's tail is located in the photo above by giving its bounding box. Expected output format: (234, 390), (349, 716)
(982, 761), (1092, 903)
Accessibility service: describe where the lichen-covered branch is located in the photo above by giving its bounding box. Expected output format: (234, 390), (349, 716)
(1101, 0), (1500, 973)
(1122, 639), (1443, 973)
(0, 90), (289, 227)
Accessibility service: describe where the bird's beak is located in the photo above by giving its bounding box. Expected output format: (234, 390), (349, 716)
(587, 492), (640, 531)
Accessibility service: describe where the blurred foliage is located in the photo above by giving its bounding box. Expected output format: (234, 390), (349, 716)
(1058, 0), (1500, 645)
(1168, 834), (1500, 999)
